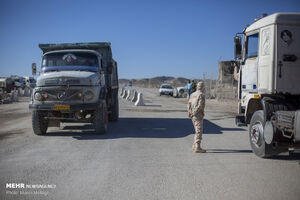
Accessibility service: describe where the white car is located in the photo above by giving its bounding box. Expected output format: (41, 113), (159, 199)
(175, 86), (187, 97)
(159, 84), (173, 96)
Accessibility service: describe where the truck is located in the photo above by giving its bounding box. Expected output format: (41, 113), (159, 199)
(24, 76), (36, 89)
(0, 77), (14, 93)
(233, 13), (300, 158)
(11, 75), (25, 89)
(29, 42), (119, 135)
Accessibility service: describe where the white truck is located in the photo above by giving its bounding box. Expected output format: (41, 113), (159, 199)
(233, 13), (300, 157)
(29, 42), (119, 135)
(24, 76), (36, 89)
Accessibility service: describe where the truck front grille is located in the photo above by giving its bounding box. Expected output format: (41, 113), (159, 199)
(43, 88), (83, 102)
(45, 79), (80, 85)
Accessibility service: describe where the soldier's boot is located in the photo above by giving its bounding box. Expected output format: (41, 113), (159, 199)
(192, 143), (195, 151)
(193, 143), (206, 153)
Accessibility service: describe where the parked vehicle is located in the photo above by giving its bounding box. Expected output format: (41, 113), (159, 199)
(29, 42), (119, 135)
(0, 77), (14, 93)
(233, 13), (300, 157)
(24, 76), (36, 88)
(177, 87), (187, 97)
(159, 84), (173, 96)
(11, 75), (25, 89)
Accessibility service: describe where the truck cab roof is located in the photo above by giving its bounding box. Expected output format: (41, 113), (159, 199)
(39, 42), (111, 53)
(43, 49), (101, 57)
(39, 42), (113, 63)
(245, 13), (300, 33)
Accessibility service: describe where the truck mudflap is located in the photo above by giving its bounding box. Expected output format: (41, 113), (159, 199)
(235, 115), (247, 127)
(29, 102), (99, 111)
(294, 110), (300, 142)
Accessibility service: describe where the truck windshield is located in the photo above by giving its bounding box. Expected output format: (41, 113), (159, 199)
(161, 85), (172, 89)
(42, 52), (99, 73)
(29, 78), (36, 83)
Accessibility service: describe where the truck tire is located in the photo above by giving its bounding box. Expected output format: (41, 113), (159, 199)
(94, 101), (108, 134)
(32, 110), (48, 135)
(109, 91), (119, 122)
(249, 110), (273, 158)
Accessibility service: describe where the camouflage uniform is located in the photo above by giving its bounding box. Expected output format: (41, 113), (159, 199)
(188, 81), (206, 153)
(190, 80), (196, 93)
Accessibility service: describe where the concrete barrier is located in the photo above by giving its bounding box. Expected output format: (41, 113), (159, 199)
(18, 88), (24, 97)
(122, 90), (128, 99)
(129, 89), (135, 101)
(121, 88), (125, 98)
(131, 90), (138, 102)
(9, 93), (14, 102)
(13, 89), (19, 102)
(24, 87), (31, 97)
(126, 89), (131, 100)
(135, 93), (145, 106)
(120, 88), (124, 97)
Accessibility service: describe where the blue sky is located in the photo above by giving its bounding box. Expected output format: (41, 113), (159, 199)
(0, 0), (299, 79)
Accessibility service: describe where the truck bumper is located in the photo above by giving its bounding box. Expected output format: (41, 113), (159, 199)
(29, 102), (99, 111)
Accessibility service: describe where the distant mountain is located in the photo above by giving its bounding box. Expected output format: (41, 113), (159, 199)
(119, 76), (194, 88)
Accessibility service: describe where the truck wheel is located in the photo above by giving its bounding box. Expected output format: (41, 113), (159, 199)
(249, 110), (273, 158)
(94, 101), (108, 134)
(109, 91), (119, 122)
(32, 110), (48, 135)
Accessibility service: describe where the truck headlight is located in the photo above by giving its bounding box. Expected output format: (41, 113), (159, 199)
(34, 92), (42, 101)
(84, 90), (94, 101)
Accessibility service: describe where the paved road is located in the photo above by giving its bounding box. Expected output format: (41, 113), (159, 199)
(0, 89), (300, 200)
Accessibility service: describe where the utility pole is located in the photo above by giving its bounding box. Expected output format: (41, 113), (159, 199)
(210, 73), (212, 98)
(203, 72), (207, 95)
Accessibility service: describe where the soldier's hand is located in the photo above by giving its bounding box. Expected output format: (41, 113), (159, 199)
(188, 113), (192, 118)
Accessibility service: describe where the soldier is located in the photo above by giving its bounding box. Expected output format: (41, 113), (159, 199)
(190, 80), (196, 94)
(188, 81), (206, 153)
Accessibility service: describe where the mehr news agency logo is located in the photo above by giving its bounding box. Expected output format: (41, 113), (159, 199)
(6, 183), (56, 196)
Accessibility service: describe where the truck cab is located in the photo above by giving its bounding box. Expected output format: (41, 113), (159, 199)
(24, 76), (36, 89)
(0, 77), (14, 93)
(234, 13), (300, 157)
(29, 42), (119, 135)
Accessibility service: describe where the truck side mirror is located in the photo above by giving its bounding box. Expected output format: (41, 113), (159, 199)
(32, 63), (37, 76)
(234, 36), (242, 60)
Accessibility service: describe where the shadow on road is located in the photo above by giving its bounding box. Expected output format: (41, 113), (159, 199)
(45, 118), (245, 140)
(207, 149), (252, 153)
(206, 150), (300, 161)
(144, 104), (162, 107)
(271, 152), (300, 161)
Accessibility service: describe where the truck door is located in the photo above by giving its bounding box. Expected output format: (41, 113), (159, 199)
(241, 33), (259, 94)
(276, 25), (300, 94)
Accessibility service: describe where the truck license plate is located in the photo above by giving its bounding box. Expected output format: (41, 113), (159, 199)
(53, 105), (70, 110)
